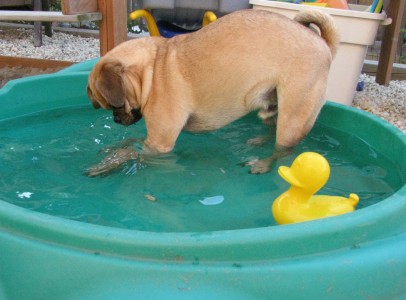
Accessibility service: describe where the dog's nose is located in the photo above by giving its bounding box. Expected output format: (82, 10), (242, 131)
(114, 115), (121, 123)
(131, 109), (143, 122)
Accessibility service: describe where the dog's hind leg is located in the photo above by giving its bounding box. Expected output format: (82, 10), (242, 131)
(246, 89), (278, 147)
(249, 77), (327, 174)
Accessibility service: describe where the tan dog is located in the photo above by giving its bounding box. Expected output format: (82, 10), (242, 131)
(86, 9), (339, 176)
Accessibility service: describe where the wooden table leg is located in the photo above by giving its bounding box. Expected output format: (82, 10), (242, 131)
(98, 0), (128, 56)
(33, 0), (43, 47)
(42, 0), (53, 37)
(375, 0), (406, 86)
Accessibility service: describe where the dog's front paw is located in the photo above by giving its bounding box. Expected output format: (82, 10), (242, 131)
(249, 159), (272, 174)
(86, 148), (139, 177)
(241, 158), (272, 174)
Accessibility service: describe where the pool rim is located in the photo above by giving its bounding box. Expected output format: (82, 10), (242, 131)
(0, 63), (405, 262)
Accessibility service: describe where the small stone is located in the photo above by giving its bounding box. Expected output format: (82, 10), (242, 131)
(144, 194), (157, 202)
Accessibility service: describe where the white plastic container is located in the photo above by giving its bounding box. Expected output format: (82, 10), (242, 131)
(249, 1), (391, 105)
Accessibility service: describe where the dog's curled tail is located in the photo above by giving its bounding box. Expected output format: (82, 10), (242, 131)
(294, 10), (340, 58)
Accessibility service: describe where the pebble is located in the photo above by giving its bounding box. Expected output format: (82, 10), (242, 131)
(144, 194), (157, 201)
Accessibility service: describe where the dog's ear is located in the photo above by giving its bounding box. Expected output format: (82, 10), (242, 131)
(86, 85), (101, 109)
(95, 59), (126, 108)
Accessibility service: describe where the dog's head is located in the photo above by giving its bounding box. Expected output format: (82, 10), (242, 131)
(87, 58), (142, 126)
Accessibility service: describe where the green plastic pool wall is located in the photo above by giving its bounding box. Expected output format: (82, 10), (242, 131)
(0, 59), (405, 299)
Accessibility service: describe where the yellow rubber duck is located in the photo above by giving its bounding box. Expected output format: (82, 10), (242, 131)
(272, 152), (359, 225)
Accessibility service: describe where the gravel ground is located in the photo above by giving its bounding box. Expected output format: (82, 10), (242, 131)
(353, 74), (406, 133)
(0, 28), (99, 62)
(0, 28), (405, 133)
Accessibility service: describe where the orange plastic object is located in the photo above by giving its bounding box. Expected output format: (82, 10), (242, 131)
(326, 0), (349, 9)
(302, 3), (328, 6)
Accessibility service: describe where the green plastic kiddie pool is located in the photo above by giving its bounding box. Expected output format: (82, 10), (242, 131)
(0, 60), (405, 299)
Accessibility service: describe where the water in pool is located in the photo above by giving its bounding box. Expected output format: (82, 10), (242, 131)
(0, 105), (403, 232)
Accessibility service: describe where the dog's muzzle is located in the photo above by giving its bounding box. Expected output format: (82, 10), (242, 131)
(113, 107), (143, 126)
